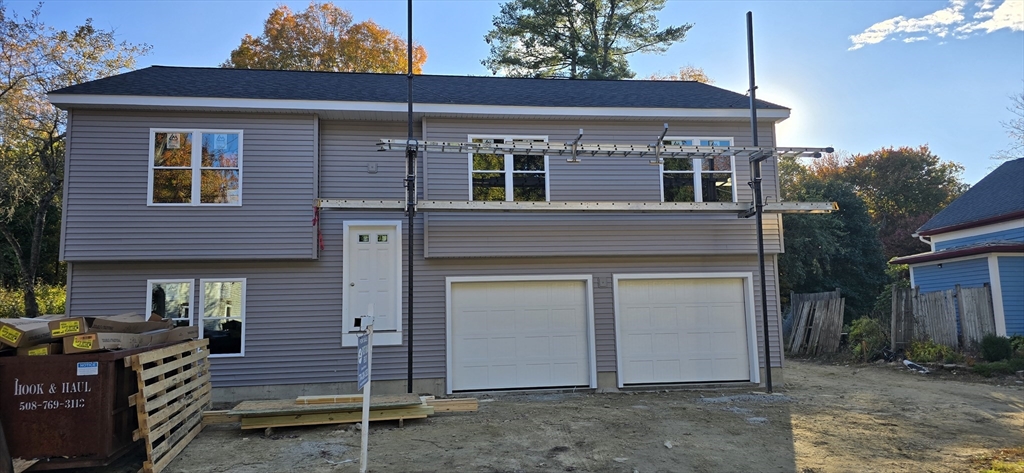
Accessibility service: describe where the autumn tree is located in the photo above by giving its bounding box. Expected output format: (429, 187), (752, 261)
(815, 146), (967, 259)
(645, 65), (713, 84)
(223, 2), (426, 73)
(483, 0), (691, 79)
(0, 2), (149, 316)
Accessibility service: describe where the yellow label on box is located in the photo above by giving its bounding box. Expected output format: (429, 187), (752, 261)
(27, 346), (48, 356)
(52, 320), (80, 336)
(0, 326), (20, 344)
(72, 335), (94, 350)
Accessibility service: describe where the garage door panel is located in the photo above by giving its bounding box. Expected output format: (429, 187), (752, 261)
(618, 277), (751, 385)
(451, 280), (591, 391)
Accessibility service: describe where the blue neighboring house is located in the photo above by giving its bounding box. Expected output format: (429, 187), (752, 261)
(891, 158), (1024, 337)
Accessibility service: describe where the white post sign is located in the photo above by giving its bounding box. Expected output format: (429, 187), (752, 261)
(358, 305), (374, 473)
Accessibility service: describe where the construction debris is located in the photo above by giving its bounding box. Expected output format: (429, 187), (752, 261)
(222, 394), (479, 430)
(789, 290), (845, 355)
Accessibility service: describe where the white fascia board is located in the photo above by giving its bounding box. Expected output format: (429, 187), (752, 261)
(47, 93), (791, 121)
(929, 218), (1024, 245)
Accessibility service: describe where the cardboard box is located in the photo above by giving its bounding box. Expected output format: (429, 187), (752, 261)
(0, 315), (63, 348)
(87, 313), (171, 334)
(17, 342), (62, 356)
(165, 325), (199, 343)
(63, 329), (171, 354)
(48, 317), (90, 338)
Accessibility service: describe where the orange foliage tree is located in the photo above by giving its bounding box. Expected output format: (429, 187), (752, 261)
(222, 2), (426, 73)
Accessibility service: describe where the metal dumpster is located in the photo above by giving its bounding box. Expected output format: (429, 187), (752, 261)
(0, 346), (154, 470)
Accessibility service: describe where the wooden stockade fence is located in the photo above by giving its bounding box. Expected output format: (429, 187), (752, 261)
(891, 285), (996, 351)
(126, 339), (211, 473)
(788, 289), (846, 355)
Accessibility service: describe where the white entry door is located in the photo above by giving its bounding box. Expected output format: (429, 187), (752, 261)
(344, 223), (400, 333)
(449, 279), (592, 392)
(615, 276), (752, 385)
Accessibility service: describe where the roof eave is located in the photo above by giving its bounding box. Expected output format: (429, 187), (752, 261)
(890, 243), (1024, 265)
(917, 210), (1024, 237)
(46, 93), (792, 122)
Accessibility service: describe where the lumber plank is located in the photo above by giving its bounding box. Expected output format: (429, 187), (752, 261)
(135, 387), (211, 442)
(296, 394), (364, 405)
(143, 383), (212, 430)
(133, 339), (209, 365)
(232, 394), (422, 416)
(202, 410), (241, 426)
(151, 414), (203, 473)
(143, 371), (211, 413)
(239, 406), (434, 430)
(141, 362), (207, 398)
(426, 398), (479, 413)
(150, 409), (203, 463)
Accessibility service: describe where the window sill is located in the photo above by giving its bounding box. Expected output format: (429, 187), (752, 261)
(208, 352), (245, 359)
(342, 331), (403, 347)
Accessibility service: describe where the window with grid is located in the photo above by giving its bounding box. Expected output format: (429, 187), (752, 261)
(470, 137), (548, 201)
(150, 130), (242, 205)
(147, 278), (246, 356)
(661, 139), (735, 203)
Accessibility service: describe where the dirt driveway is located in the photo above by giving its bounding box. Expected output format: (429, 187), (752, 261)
(155, 360), (1022, 473)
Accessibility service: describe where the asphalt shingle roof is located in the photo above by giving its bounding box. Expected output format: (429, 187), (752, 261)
(917, 157), (1024, 233)
(48, 66), (788, 110)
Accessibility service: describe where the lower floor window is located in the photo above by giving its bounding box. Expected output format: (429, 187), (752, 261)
(148, 278), (246, 356)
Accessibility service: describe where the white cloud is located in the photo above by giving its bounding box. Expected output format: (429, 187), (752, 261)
(849, 0), (1022, 50)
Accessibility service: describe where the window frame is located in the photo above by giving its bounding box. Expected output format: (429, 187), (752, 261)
(146, 277), (247, 358)
(198, 278), (247, 358)
(148, 128), (244, 207)
(467, 134), (550, 202)
(659, 137), (737, 203)
(146, 279), (195, 328)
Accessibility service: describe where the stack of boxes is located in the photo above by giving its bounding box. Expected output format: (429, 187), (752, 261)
(0, 313), (199, 356)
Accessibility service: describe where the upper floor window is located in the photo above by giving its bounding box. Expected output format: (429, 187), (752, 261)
(469, 136), (548, 202)
(661, 138), (735, 203)
(150, 129), (242, 205)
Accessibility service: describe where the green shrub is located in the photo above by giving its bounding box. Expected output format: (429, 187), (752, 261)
(0, 285), (66, 318)
(906, 339), (960, 363)
(980, 334), (1013, 362)
(972, 357), (1024, 378)
(848, 316), (888, 359)
(1010, 335), (1024, 355)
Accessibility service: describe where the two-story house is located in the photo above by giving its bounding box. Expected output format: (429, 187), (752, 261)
(49, 66), (798, 400)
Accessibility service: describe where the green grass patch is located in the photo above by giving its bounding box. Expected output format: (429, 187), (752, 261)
(972, 357), (1024, 378)
(971, 446), (1024, 473)
(0, 284), (65, 318)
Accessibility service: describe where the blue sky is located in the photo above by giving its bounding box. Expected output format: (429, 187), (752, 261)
(9, 0), (1023, 184)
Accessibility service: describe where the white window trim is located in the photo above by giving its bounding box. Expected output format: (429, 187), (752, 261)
(146, 279), (195, 327)
(342, 220), (403, 347)
(147, 128), (244, 206)
(659, 137), (736, 203)
(198, 278), (247, 358)
(612, 272), (760, 387)
(467, 134), (550, 202)
(444, 274), (597, 395)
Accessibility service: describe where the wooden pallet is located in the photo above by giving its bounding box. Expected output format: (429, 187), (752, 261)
(126, 339), (211, 473)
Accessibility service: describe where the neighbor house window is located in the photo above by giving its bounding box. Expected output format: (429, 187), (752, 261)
(150, 129), (242, 205)
(470, 136), (548, 201)
(147, 278), (246, 357)
(661, 138), (735, 202)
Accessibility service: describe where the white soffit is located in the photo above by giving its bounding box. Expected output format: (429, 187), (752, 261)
(47, 94), (791, 121)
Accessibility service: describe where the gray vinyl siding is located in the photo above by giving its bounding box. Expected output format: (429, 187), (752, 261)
(319, 120), (420, 200)
(62, 110), (317, 261)
(421, 119), (782, 258)
(68, 210), (782, 388)
(425, 213), (782, 257)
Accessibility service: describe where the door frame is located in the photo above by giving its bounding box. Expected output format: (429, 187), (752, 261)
(612, 272), (760, 387)
(445, 275), (597, 394)
(342, 220), (403, 347)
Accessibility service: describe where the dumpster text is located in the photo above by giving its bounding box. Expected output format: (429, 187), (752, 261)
(14, 377), (90, 411)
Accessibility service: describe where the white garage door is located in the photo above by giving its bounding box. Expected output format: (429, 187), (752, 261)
(616, 277), (751, 385)
(450, 279), (591, 391)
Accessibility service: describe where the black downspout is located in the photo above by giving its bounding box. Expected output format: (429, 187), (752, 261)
(406, 0), (416, 394)
(747, 11), (773, 393)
